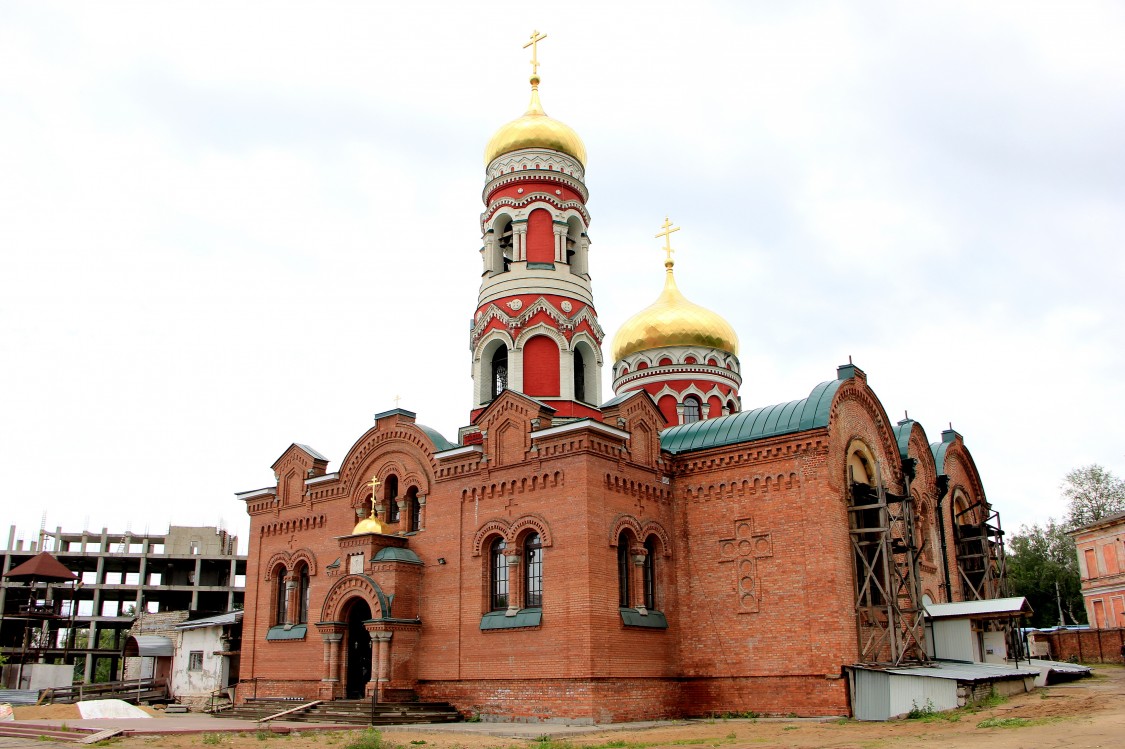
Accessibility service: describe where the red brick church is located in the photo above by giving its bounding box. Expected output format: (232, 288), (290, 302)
(236, 37), (1005, 721)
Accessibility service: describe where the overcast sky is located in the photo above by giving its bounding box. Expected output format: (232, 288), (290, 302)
(2, 2), (1122, 552)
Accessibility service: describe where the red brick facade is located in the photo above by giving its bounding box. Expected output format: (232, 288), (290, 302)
(237, 365), (997, 720)
(236, 66), (1002, 722)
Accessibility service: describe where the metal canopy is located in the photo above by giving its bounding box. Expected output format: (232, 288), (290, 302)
(122, 635), (174, 658)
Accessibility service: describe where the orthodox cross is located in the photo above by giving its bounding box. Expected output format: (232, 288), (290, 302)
(655, 216), (680, 263)
(524, 30), (547, 77)
(366, 476), (381, 515)
(394, 395), (401, 408)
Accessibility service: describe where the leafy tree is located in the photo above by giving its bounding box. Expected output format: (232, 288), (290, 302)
(1004, 465), (1125, 627)
(1005, 519), (1085, 627)
(1063, 464), (1125, 528)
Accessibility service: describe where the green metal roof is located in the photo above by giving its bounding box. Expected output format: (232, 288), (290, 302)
(373, 546), (423, 564)
(930, 428), (961, 474)
(416, 424), (456, 452)
(660, 378), (844, 455)
(480, 608), (542, 630)
(892, 419), (915, 460)
(266, 624), (307, 641)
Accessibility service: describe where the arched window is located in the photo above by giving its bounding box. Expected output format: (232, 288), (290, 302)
(617, 532), (632, 607)
(573, 348), (586, 403)
(384, 475), (399, 524)
(682, 396), (702, 424)
(727, 399), (737, 415)
(406, 487), (420, 533)
(496, 216), (514, 273)
(643, 536), (657, 610)
(524, 533), (542, 607)
(491, 347), (508, 399)
(296, 563), (310, 624)
(274, 568), (287, 625)
(490, 538), (509, 611)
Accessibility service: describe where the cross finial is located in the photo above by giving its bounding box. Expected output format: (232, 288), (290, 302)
(394, 395), (401, 408)
(366, 476), (381, 516)
(524, 30), (548, 79)
(655, 216), (680, 266)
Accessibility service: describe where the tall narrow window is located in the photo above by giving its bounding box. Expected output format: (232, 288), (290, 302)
(573, 348), (586, 403)
(406, 487), (420, 532)
(643, 536), (657, 610)
(385, 475), (399, 523)
(297, 564), (310, 624)
(524, 533), (542, 607)
(490, 538), (508, 611)
(491, 347), (508, 399)
(274, 569), (287, 625)
(617, 532), (631, 607)
(682, 396), (702, 423)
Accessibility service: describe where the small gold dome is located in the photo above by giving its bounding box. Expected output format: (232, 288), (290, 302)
(612, 263), (739, 362)
(351, 514), (384, 536)
(484, 78), (586, 167)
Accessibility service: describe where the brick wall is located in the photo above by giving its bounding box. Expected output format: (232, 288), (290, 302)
(1034, 628), (1125, 664)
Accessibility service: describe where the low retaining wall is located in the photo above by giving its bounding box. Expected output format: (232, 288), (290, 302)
(1031, 628), (1125, 664)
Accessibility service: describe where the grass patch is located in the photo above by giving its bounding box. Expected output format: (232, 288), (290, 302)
(345, 729), (388, 749)
(977, 717), (1031, 728)
(202, 735), (223, 746)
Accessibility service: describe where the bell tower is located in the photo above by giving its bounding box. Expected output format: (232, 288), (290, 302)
(470, 32), (604, 420)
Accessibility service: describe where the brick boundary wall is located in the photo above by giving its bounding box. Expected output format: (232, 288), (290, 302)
(1036, 628), (1125, 664)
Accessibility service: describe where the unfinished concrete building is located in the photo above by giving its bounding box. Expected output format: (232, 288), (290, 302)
(0, 525), (246, 683)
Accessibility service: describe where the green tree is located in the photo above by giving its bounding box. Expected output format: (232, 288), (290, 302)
(1063, 464), (1125, 528)
(1006, 519), (1085, 627)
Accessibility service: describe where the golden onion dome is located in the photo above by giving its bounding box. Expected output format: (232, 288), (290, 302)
(484, 75), (586, 167)
(351, 514), (384, 536)
(611, 261), (739, 362)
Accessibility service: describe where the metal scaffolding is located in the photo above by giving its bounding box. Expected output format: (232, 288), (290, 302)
(849, 462), (927, 666)
(953, 502), (1006, 601)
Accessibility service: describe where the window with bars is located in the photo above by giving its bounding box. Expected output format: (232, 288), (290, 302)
(188, 651), (203, 671)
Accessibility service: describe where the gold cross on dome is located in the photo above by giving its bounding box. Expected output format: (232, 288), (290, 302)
(655, 216), (680, 263)
(524, 30), (548, 77)
(366, 476), (381, 515)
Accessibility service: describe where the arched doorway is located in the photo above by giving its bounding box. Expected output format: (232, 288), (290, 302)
(344, 599), (372, 699)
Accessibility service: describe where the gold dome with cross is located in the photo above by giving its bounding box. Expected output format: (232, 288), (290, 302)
(611, 219), (739, 362)
(484, 30), (587, 167)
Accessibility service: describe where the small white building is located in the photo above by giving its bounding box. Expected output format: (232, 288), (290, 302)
(170, 611), (242, 709)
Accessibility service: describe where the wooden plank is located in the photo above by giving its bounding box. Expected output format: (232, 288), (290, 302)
(259, 700), (322, 723)
(80, 729), (124, 744)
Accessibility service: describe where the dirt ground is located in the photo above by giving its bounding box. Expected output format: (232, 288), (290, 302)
(59, 665), (1125, 748)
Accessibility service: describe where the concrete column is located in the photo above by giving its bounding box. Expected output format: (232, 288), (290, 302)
(417, 496), (427, 531)
(396, 500), (407, 533)
(559, 348), (575, 399)
(284, 576), (297, 626)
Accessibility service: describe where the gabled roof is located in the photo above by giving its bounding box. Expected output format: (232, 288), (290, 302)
(271, 443), (329, 470)
(471, 389), (557, 426)
(660, 378), (843, 455)
(924, 596), (1032, 619)
(3, 552), (78, 582)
